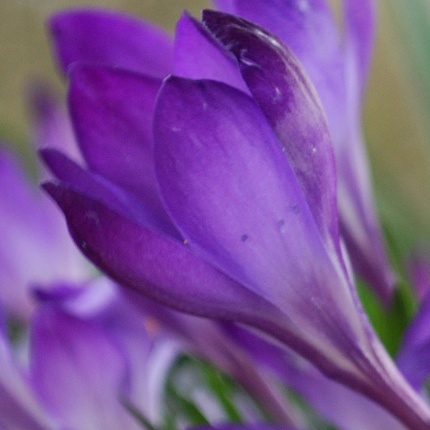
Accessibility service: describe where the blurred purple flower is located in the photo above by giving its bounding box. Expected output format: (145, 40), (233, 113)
(0, 278), (177, 429)
(0, 144), (91, 319)
(40, 5), (429, 430)
(129, 291), (300, 426)
(0, 310), (55, 430)
(396, 294), (430, 393)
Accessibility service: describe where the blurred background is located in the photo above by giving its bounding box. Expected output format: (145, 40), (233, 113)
(0, 0), (429, 250)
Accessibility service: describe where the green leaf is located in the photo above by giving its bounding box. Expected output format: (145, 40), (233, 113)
(357, 279), (415, 356)
(197, 360), (243, 422)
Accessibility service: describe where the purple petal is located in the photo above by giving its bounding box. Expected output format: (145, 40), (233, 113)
(210, 4), (394, 301)
(33, 278), (177, 424)
(154, 76), (362, 363)
(338, 0), (392, 304)
(293, 374), (407, 430)
(28, 84), (83, 168)
(212, 0), (237, 13)
(337, 129), (396, 302)
(174, 13), (248, 93)
(42, 182), (280, 324)
(231, 326), (407, 430)
(154, 76), (346, 320)
(408, 251), (430, 301)
(0, 147), (90, 319)
(203, 11), (340, 259)
(0, 326), (54, 429)
(29, 302), (142, 429)
(153, 77), (430, 429)
(397, 294), (430, 391)
(41, 149), (136, 218)
(212, 0), (345, 134)
(41, 148), (179, 239)
(82, 280), (177, 424)
(49, 9), (173, 77)
(68, 65), (175, 232)
(344, 0), (376, 95)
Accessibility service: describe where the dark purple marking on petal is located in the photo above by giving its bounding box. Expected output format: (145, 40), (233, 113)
(207, 7), (394, 302)
(203, 10), (340, 257)
(174, 12), (248, 93)
(211, 0), (345, 139)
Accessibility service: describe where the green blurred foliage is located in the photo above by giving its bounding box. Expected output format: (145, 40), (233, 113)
(364, 1), (430, 251)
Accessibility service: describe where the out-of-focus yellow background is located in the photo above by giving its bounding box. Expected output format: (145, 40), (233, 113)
(366, 2), (430, 246)
(0, 1), (429, 247)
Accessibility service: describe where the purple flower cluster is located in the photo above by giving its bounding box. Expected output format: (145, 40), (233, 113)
(1, 1), (430, 429)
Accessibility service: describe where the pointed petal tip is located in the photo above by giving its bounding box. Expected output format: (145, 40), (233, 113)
(38, 147), (70, 179)
(41, 180), (63, 204)
(48, 7), (174, 77)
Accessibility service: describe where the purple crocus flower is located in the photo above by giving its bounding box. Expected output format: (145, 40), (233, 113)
(41, 6), (430, 430)
(48, 1), (394, 305)
(211, 0), (395, 303)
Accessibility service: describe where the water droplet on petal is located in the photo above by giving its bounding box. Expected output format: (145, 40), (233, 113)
(273, 86), (282, 101)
